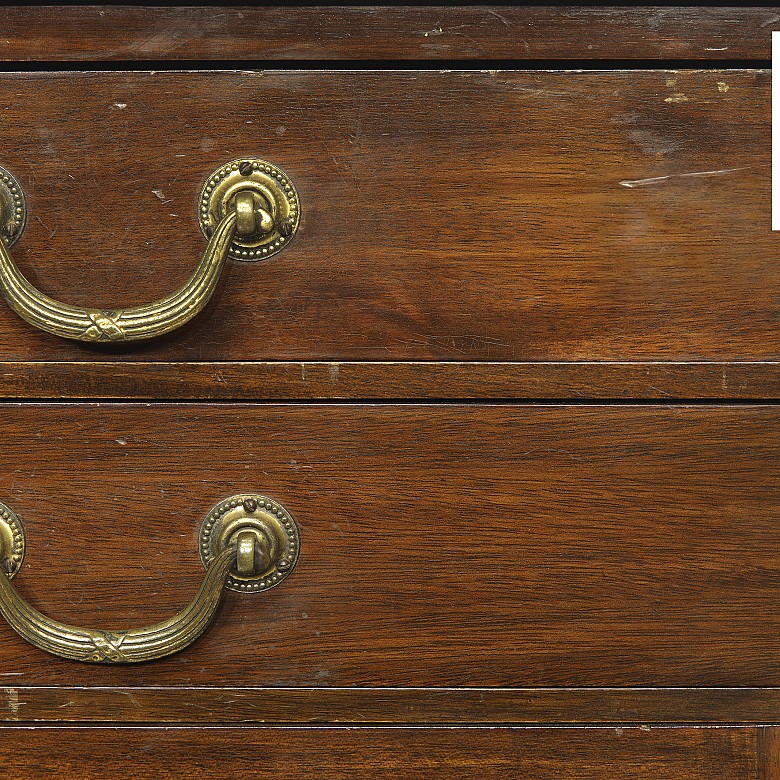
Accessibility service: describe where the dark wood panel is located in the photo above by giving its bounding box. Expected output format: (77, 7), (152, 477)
(6, 686), (780, 725)
(0, 6), (773, 62)
(0, 404), (778, 692)
(0, 70), (774, 366)
(0, 726), (762, 780)
(0, 361), (776, 400)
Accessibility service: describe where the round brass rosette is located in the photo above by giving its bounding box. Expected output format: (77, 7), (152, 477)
(200, 494), (300, 593)
(198, 158), (300, 262)
(0, 166), (27, 248)
(0, 502), (25, 578)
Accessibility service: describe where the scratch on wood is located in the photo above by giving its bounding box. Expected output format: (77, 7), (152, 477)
(510, 85), (573, 98)
(119, 690), (140, 709)
(421, 23), (470, 38)
(151, 188), (171, 204)
(486, 9), (511, 27)
(619, 167), (749, 188)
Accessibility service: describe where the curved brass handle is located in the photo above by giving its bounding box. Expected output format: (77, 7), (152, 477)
(0, 544), (237, 663)
(0, 494), (300, 663)
(0, 159), (300, 343)
(0, 211), (238, 343)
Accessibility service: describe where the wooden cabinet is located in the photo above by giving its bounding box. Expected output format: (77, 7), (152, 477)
(0, 5), (777, 777)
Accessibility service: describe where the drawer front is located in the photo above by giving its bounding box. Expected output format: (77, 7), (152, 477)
(1, 7), (773, 61)
(0, 69), (771, 367)
(0, 726), (765, 780)
(0, 403), (778, 723)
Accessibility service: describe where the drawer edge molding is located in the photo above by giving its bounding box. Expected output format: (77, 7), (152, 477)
(2, 686), (780, 725)
(0, 361), (775, 399)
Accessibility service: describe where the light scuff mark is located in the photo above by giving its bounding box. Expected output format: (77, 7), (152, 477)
(486, 9), (511, 26)
(619, 167), (749, 188)
(7, 689), (19, 719)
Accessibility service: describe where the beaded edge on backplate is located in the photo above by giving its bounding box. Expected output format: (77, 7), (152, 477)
(0, 501), (25, 578)
(199, 494), (300, 593)
(197, 158), (300, 262)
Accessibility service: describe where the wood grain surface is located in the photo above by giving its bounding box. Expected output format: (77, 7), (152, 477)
(0, 726), (763, 780)
(0, 69), (773, 373)
(762, 728), (780, 780)
(0, 404), (777, 698)
(0, 6), (774, 62)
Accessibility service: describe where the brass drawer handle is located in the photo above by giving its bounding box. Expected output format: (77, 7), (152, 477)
(0, 494), (300, 663)
(0, 159), (300, 343)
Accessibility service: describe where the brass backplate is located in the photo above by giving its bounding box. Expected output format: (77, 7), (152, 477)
(0, 166), (26, 248)
(0, 502), (25, 578)
(198, 158), (300, 262)
(200, 494), (300, 593)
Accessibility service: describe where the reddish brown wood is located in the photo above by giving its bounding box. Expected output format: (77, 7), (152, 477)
(0, 6), (773, 62)
(760, 728), (780, 780)
(0, 70), (773, 372)
(0, 361), (776, 400)
(0, 726), (762, 779)
(0, 404), (778, 697)
(0, 1), (774, 755)
(5, 686), (780, 725)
